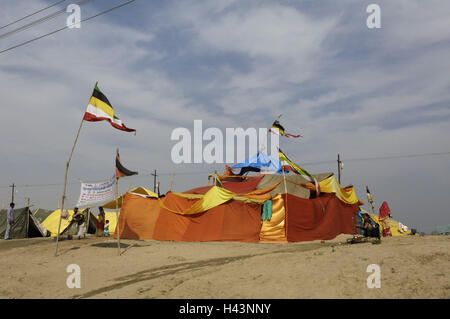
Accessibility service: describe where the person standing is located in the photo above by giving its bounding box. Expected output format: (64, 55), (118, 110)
(104, 220), (110, 237)
(4, 203), (15, 240)
(96, 207), (105, 237)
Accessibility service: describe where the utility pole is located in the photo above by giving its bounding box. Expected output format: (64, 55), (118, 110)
(337, 154), (342, 184)
(9, 183), (15, 203)
(151, 169), (158, 193)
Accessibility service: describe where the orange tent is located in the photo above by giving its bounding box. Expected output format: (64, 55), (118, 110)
(115, 174), (360, 243)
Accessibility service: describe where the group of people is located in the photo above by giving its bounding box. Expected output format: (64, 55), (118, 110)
(4, 203), (110, 240)
(70, 207), (110, 239)
(60, 206), (110, 239)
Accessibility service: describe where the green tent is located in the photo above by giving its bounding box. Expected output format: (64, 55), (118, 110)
(32, 208), (54, 224)
(0, 207), (48, 239)
(435, 224), (450, 235)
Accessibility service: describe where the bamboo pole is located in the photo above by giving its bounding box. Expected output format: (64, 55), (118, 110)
(26, 198), (30, 238)
(168, 172), (175, 192)
(55, 112), (85, 257)
(86, 207), (91, 236)
(281, 166), (288, 237)
(115, 175), (121, 256)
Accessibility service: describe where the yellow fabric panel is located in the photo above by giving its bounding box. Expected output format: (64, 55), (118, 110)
(165, 185), (276, 215)
(102, 187), (157, 209)
(89, 96), (114, 118)
(245, 182), (281, 195)
(161, 186), (234, 215)
(260, 194), (287, 241)
(41, 209), (75, 237)
(360, 208), (411, 236)
(319, 176), (360, 205)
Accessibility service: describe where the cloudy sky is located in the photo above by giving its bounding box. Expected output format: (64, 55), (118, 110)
(1, 0), (449, 233)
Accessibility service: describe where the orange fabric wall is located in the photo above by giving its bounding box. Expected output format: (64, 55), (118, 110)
(117, 192), (262, 242)
(219, 201), (261, 242)
(285, 193), (358, 242)
(114, 193), (160, 239)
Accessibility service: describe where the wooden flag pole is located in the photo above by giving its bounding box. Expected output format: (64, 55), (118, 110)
(55, 113), (86, 257)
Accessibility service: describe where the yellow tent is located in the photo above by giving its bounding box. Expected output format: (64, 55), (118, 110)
(41, 209), (98, 237)
(41, 209), (76, 237)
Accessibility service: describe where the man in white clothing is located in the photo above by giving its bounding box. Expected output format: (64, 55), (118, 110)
(4, 202), (15, 240)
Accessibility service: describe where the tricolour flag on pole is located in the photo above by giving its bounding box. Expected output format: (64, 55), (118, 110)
(278, 148), (320, 193)
(366, 185), (375, 212)
(269, 120), (302, 138)
(115, 150), (138, 178)
(366, 186), (374, 204)
(279, 149), (312, 180)
(83, 82), (136, 133)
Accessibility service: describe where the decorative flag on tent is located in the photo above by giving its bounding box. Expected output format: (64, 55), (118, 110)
(366, 186), (375, 212)
(269, 120), (302, 138)
(278, 148), (320, 193)
(278, 149), (312, 180)
(83, 82), (136, 133)
(116, 150), (138, 178)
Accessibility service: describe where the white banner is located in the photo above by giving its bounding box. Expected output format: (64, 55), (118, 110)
(76, 176), (115, 208)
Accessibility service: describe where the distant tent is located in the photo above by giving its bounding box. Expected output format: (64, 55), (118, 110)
(41, 209), (98, 237)
(434, 224), (450, 235)
(0, 207), (48, 239)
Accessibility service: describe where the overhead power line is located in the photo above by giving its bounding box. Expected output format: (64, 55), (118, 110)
(1, 150), (449, 189)
(0, 0), (136, 55)
(0, 0), (67, 31)
(0, 0), (95, 41)
(300, 151), (450, 166)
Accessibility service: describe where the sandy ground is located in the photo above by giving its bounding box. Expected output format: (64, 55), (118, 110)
(0, 234), (448, 299)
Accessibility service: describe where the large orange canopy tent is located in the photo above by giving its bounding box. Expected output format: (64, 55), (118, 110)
(114, 172), (362, 243)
